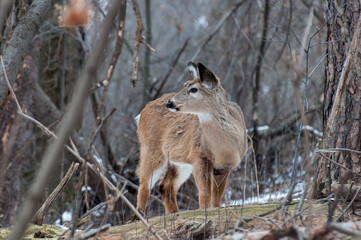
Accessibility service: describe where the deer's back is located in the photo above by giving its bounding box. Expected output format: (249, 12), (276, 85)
(137, 93), (202, 163)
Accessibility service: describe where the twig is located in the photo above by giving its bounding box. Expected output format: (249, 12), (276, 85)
(140, 36), (155, 52)
(131, 0), (144, 87)
(1, 56), (22, 110)
(33, 162), (79, 225)
(152, 37), (189, 99)
(316, 152), (361, 178)
(85, 108), (116, 155)
(316, 147), (361, 155)
(176, 0), (247, 83)
(337, 185), (361, 221)
(8, 1), (122, 239)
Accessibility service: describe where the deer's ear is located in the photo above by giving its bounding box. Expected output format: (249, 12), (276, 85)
(197, 63), (219, 89)
(187, 62), (198, 79)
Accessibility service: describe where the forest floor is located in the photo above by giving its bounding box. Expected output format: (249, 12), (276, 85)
(1, 201), (361, 239)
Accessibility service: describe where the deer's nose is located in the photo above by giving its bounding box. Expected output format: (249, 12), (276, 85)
(166, 100), (174, 109)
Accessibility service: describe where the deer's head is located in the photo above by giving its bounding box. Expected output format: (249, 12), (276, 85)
(166, 62), (228, 122)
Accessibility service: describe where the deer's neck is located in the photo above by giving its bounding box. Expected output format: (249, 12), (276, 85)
(197, 110), (243, 169)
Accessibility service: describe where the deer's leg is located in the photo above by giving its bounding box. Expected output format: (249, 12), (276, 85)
(136, 151), (166, 216)
(193, 158), (212, 209)
(211, 169), (230, 207)
(159, 162), (193, 213)
(159, 165), (178, 213)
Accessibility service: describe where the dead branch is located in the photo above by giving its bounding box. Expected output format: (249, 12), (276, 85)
(33, 162), (79, 225)
(93, 0), (126, 117)
(8, 1), (122, 239)
(131, 0), (144, 87)
(85, 107), (116, 155)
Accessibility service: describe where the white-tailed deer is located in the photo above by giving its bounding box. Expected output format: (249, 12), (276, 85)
(135, 62), (247, 216)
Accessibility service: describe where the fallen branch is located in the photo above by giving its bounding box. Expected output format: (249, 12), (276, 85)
(73, 223), (111, 240)
(33, 162), (79, 225)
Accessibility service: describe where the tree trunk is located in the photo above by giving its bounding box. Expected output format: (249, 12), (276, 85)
(313, 0), (361, 198)
(0, 41), (39, 226)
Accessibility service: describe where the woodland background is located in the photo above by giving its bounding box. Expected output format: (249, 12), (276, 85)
(0, 0), (360, 239)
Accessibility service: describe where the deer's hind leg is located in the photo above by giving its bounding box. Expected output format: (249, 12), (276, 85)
(159, 162), (193, 213)
(136, 148), (166, 216)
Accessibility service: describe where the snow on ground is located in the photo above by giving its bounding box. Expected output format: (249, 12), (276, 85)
(225, 182), (304, 206)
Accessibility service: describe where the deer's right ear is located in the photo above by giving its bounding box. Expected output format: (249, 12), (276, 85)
(187, 62), (198, 79)
(197, 63), (219, 89)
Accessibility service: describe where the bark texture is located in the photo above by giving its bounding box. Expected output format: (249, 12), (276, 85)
(0, 42), (39, 226)
(0, 0), (55, 103)
(313, 0), (361, 197)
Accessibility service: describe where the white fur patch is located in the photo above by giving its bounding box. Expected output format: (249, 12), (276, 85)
(171, 161), (193, 190)
(148, 164), (167, 189)
(134, 114), (140, 126)
(188, 65), (198, 79)
(168, 108), (177, 112)
(196, 113), (212, 122)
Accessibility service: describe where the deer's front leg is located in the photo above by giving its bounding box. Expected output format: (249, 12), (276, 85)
(211, 169), (230, 207)
(193, 158), (212, 209)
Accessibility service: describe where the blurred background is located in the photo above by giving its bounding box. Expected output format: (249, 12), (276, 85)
(0, 0), (327, 227)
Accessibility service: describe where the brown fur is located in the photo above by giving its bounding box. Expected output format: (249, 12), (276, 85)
(135, 63), (247, 216)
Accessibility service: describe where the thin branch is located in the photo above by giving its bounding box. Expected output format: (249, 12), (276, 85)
(86, 107), (116, 155)
(152, 37), (189, 99)
(316, 148), (361, 155)
(316, 152), (361, 178)
(176, 0), (247, 83)
(336, 185), (361, 221)
(131, 0), (144, 87)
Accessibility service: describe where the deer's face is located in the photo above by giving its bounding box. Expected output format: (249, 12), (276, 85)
(166, 62), (226, 121)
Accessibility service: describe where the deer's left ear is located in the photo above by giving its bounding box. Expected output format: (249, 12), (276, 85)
(197, 63), (219, 89)
(187, 62), (198, 79)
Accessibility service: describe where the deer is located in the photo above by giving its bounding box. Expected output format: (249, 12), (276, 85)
(134, 62), (247, 217)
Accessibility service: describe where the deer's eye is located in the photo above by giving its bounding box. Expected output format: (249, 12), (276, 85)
(189, 88), (198, 93)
